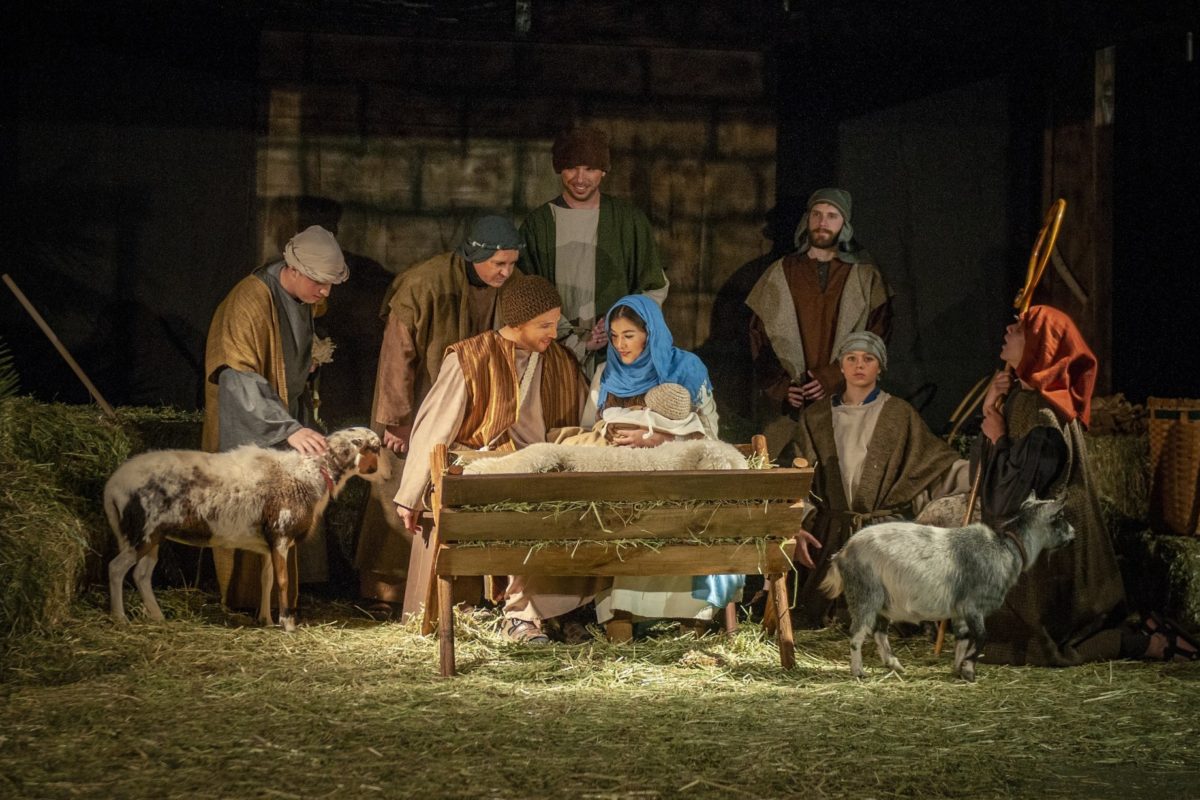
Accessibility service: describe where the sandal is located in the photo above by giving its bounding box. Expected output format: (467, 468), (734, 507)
(1140, 612), (1200, 662)
(502, 617), (551, 645)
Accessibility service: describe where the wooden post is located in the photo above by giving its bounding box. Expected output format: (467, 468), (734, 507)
(769, 572), (795, 669)
(2, 273), (117, 419)
(438, 575), (456, 677)
(420, 444), (449, 636)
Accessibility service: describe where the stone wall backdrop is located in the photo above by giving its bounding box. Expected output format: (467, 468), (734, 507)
(253, 31), (777, 435)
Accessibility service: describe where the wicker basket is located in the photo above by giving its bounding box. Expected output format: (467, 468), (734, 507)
(1148, 397), (1200, 535)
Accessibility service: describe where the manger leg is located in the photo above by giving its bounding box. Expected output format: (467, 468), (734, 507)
(769, 573), (795, 670)
(438, 575), (456, 677)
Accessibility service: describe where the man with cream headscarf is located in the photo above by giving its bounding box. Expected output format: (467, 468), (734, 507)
(356, 215), (522, 611)
(201, 224), (349, 612)
(746, 188), (893, 457)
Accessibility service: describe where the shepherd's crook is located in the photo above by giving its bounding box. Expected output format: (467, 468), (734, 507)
(933, 199), (1066, 656)
(2, 274), (117, 420)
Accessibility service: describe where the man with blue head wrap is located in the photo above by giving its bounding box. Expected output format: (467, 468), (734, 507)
(356, 215), (523, 611)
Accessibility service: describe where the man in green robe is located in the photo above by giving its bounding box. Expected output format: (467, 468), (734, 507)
(355, 216), (522, 611)
(520, 126), (669, 378)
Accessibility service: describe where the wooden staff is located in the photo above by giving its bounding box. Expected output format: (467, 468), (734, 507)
(944, 200), (1065, 440)
(934, 198), (1066, 655)
(2, 273), (117, 420)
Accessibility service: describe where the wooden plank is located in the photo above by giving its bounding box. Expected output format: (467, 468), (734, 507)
(436, 503), (804, 542)
(436, 541), (795, 577)
(437, 575), (455, 678)
(439, 467), (813, 507)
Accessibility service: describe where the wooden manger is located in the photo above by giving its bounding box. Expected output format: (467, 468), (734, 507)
(420, 437), (814, 676)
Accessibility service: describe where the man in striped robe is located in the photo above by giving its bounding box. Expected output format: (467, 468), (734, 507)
(393, 275), (592, 640)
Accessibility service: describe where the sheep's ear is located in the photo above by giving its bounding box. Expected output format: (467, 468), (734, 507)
(1044, 497), (1066, 515)
(1021, 491), (1041, 508)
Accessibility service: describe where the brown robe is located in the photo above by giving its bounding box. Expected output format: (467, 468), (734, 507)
(791, 394), (961, 628)
(355, 253), (502, 603)
(747, 253), (892, 458)
(978, 390), (1126, 666)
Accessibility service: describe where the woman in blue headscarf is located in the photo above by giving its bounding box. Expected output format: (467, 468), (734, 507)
(585, 295), (738, 641)
(581, 294), (718, 439)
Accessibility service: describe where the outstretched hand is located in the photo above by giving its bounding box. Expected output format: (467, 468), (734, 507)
(396, 505), (422, 535)
(584, 318), (608, 352)
(792, 529), (822, 569)
(287, 427), (327, 455)
(383, 424), (412, 455)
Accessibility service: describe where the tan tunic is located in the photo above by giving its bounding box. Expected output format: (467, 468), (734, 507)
(393, 334), (588, 621)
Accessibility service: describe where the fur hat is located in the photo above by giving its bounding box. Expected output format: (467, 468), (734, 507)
(500, 274), (562, 326)
(552, 127), (611, 173)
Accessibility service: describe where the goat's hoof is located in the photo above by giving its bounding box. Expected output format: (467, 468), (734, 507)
(957, 666), (977, 682)
(280, 617), (297, 633)
(886, 659), (905, 672)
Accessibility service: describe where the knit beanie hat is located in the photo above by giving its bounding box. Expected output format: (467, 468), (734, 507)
(552, 127), (611, 172)
(455, 215), (523, 263)
(1017, 305), (1097, 428)
(644, 383), (693, 421)
(807, 187), (852, 221)
(832, 331), (888, 371)
(284, 225), (349, 284)
(500, 274), (562, 326)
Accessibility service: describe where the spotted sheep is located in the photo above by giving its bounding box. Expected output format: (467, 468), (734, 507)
(105, 427), (388, 631)
(819, 494), (1074, 681)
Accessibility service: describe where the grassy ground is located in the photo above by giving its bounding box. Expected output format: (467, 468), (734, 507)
(2, 590), (1198, 800)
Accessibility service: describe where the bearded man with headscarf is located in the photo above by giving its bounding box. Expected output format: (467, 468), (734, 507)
(746, 188), (893, 456)
(202, 224), (349, 612)
(355, 215), (522, 613)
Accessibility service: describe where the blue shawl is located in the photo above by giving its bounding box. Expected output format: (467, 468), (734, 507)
(597, 295), (712, 408)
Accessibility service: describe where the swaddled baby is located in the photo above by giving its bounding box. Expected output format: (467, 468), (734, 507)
(601, 382), (705, 443)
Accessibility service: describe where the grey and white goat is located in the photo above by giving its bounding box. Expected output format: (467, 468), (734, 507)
(820, 495), (1074, 681)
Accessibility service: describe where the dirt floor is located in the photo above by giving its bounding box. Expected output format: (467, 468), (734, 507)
(2, 590), (1198, 800)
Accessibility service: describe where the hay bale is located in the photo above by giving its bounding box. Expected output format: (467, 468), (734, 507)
(1087, 433), (1150, 524)
(0, 457), (90, 640)
(1114, 527), (1200, 628)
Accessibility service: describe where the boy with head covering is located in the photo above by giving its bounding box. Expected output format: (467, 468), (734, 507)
(201, 224), (349, 612)
(746, 187), (894, 458)
(789, 330), (969, 628)
(520, 126), (669, 378)
(355, 215), (526, 609)
(392, 275), (592, 635)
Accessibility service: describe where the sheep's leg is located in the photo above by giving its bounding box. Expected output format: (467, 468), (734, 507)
(256, 553), (275, 627)
(108, 545), (138, 623)
(849, 623), (871, 679)
(952, 619), (971, 676)
(272, 541), (296, 632)
(873, 618), (903, 673)
(959, 612), (987, 683)
(131, 542), (166, 622)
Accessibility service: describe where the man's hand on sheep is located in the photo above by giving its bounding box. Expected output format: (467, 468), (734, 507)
(792, 529), (822, 569)
(610, 427), (672, 448)
(287, 427), (328, 455)
(383, 424), (412, 454)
